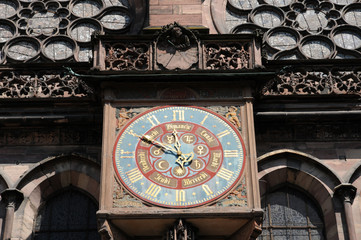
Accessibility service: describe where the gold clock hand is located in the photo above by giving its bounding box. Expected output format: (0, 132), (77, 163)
(172, 129), (182, 156)
(175, 152), (194, 169)
(128, 130), (177, 154)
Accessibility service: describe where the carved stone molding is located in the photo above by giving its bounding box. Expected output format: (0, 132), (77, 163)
(0, 71), (93, 98)
(262, 68), (361, 96)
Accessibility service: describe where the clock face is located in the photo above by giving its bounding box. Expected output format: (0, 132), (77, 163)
(113, 106), (246, 208)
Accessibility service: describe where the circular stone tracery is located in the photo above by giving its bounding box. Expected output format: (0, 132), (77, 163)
(222, 0), (361, 60)
(0, 0), (134, 63)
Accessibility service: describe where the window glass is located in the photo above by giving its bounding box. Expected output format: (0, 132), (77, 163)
(33, 188), (100, 240)
(261, 186), (325, 240)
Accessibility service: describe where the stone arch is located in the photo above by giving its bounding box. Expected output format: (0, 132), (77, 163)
(258, 149), (343, 240)
(0, 169), (12, 240)
(0, 169), (12, 192)
(12, 154), (100, 240)
(344, 161), (361, 238)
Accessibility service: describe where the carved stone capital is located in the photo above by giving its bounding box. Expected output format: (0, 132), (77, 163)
(334, 184), (357, 204)
(0, 189), (24, 210)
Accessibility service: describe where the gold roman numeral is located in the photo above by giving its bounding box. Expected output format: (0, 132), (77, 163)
(145, 183), (161, 197)
(200, 115), (208, 125)
(173, 110), (185, 121)
(126, 168), (143, 183)
(176, 190), (185, 202)
(216, 130), (230, 138)
(202, 184), (213, 196)
(217, 167), (234, 181)
(224, 150), (238, 157)
(147, 115), (160, 126)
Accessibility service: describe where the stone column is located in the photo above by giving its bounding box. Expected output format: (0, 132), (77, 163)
(334, 184), (357, 240)
(1, 189), (24, 240)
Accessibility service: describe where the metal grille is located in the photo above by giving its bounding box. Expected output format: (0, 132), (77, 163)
(33, 188), (100, 240)
(260, 187), (325, 240)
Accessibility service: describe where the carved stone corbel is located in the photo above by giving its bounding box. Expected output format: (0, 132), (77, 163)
(164, 219), (197, 240)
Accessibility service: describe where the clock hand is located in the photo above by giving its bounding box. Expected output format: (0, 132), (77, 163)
(128, 130), (177, 155)
(172, 129), (182, 156)
(175, 152), (194, 169)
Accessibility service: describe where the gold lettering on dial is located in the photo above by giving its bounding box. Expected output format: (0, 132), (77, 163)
(224, 150), (239, 157)
(173, 110), (185, 121)
(176, 190), (185, 202)
(147, 115), (160, 127)
(145, 183), (161, 197)
(217, 167), (234, 181)
(120, 150), (135, 159)
(127, 168), (143, 183)
(216, 130), (230, 138)
(202, 184), (213, 196)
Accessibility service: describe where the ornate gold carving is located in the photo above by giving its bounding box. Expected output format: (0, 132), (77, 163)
(113, 178), (144, 208)
(217, 177), (247, 207)
(116, 108), (131, 130)
(226, 106), (241, 128)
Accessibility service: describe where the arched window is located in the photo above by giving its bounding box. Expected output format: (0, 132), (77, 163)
(260, 186), (325, 240)
(33, 187), (100, 240)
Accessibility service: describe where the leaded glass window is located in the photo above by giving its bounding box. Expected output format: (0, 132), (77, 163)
(33, 188), (100, 240)
(260, 186), (325, 240)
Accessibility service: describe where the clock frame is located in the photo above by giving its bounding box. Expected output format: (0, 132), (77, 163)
(112, 106), (246, 208)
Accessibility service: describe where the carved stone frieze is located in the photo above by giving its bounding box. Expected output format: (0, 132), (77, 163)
(0, 71), (93, 98)
(262, 69), (361, 96)
(94, 23), (259, 71)
(256, 122), (361, 142)
(205, 43), (250, 70)
(0, 127), (101, 146)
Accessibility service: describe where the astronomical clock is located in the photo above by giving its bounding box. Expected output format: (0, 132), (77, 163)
(113, 106), (246, 208)
(96, 24), (263, 240)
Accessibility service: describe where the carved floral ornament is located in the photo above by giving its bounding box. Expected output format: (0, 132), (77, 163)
(212, 0), (361, 60)
(0, 71), (93, 98)
(0, 0), (145, 63)
(262, 68), (361, 96)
